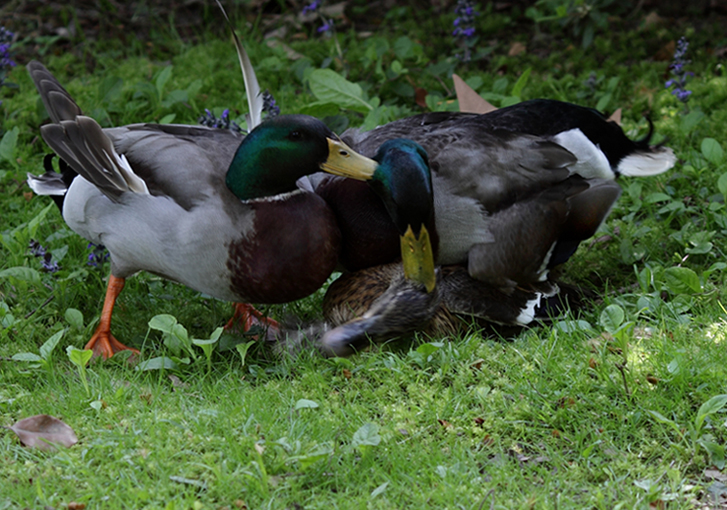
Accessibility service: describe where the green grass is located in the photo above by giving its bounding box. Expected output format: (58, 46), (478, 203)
(2, 4), (727, 509)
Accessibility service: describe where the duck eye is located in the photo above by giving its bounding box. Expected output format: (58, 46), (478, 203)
(289, 130), (302, 140)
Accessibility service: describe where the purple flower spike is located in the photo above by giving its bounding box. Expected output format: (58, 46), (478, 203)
(665, 37), (692, 105)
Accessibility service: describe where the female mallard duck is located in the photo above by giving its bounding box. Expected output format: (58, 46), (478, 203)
(26, 61), (367, 359)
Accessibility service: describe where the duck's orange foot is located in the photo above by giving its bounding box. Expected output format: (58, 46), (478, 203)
(84, 331), (140, 360)
(225, 303), (280, 341)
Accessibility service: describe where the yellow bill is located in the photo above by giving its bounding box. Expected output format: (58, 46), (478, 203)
(400, 224), (436, 294)
(321, 138), (378, 180)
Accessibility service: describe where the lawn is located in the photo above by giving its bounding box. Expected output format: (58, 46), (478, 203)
(1, 1), (727, 508)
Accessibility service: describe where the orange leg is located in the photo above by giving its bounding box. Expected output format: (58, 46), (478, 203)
(84, 275), (140, 359)
(225, 303), (280, 341)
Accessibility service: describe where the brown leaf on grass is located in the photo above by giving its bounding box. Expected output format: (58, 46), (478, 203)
(704, 469), (727, 483)
(6, 414), (78, 451)
(67, 502), (86, 510)
(654, 40), (676, 62)
(453, 74), (497, 114)
(438, 419), (452, 429)
(341, 368), (352, 379)
(415, 87), (428, 108)
(508, 41), (526, 57)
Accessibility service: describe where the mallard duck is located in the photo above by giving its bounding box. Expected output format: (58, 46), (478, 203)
(26, 61), (370, 358)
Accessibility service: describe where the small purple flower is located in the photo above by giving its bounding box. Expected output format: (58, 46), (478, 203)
(87, 242), (110, 268)
(29, 240), (60, 274)
(0, 26), (16, 92)
(302, 0), (321, 14)
(665, 37), (692, 106)
(198, 108), (243, 133)
(317, 20), (333, 34)
(262, 90), (280, 119)
(452, 0), (479, 62)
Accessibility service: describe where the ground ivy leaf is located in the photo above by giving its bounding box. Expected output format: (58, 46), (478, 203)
(7, 414), (78, 451)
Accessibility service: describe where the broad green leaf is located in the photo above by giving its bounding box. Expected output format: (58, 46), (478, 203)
(416, 342), (443, 356)
(294, 399), (320, 411)
(236, 340), (256, 368)
(0, 127), (19, 166)
(697, 437), (725, 469)
(136, 356), (178, 371)
(66, 346), (93, 368)
(40, 330), (65, 360)
(65, 308), (84, 330)
(599, 304), (625, 333)
(644, 192), (672, 203)
(307, 69), (373, 112)
(663, 267), (701, 294)
(11, 352), (43, 362)
(291, 445), (333, 470)
(148, 314), (178, 333)
(298, 101), (340, 118)
(0, 267), (42, 285)
(694, 394), (727, 432)
(352, 422), (381, 448)
(679, 109), (704, 134)
(159, 114), (176, 124)
(702, 138), (724, 165)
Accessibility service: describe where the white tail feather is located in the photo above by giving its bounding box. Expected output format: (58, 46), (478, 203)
(616, 147), (676, 177)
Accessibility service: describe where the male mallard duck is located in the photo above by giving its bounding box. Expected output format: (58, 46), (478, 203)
(26, 61), (368, 358)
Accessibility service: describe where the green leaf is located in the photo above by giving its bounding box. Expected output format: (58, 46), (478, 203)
(416, 342), (442, 356)
(0, 267), (42, 285)
(599, 304), (625, 333)
(298, 101), (340, 118)
(27, 203), (55, 239)
(679, 109), (704, 134)
(64, 308), (84, 330)
(352, 422), (381, 449)
(511, 68), (531, 99)
(40, 330), (65, 360)
(694, 394), (727, 432)
(192, 327), (223, 347)
(11, 352), (43, 362)
(66, 346), (93, 368)
(697, 437), (725, 469)
(294, 399), (319, 411)
(371, 482), (389, 499)
(663, 267), (701, 294)
(136, 356), (178, 371)
(702, 138), (724, 165)
(307, 69), (373, 112)
(646, 410), (683, 437)
(718, 172), (727, 200)
(155, 66), (173, 99)
(159, 114), (176, 124)
(235, 340), (256, 368)
(148, 314), (178, 333)
(0, 127), (19, 166)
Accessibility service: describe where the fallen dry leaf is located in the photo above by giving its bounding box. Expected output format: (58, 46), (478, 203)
(508, 41), (526, 57)
(67, 502), (86, 510)
(341, 368), (352, 379)
(704, 469), (727, 483)
(6, 414), (78, 451)
(453, 74), (497, 114)
(438, 419), (453, 429)
(415, 87), (428, 108)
